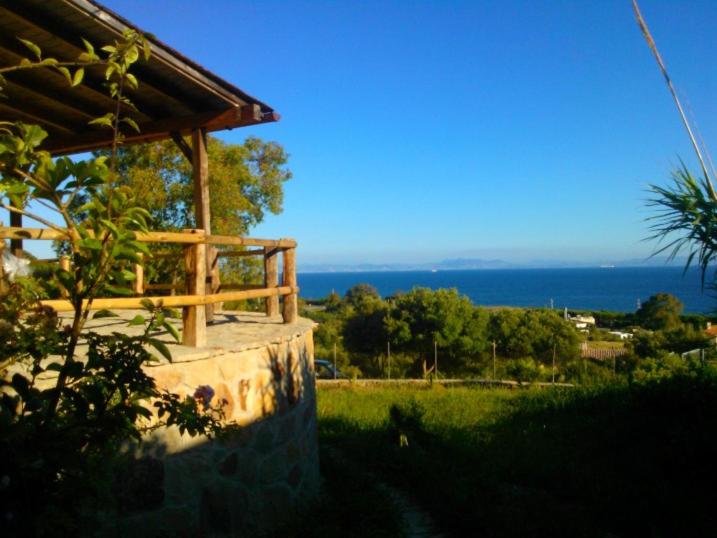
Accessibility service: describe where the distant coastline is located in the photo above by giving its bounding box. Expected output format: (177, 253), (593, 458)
(296, 266), (716, 314)
(298, 256), (691, 274)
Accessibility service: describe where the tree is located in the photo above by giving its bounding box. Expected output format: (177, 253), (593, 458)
(488, 309), (579, 365)
(636, 293), (684, 331)
(343, 294), (388, 354)
(343, 283), (380, 308)
(105, 136), (291, 236)
(386, 288), (487, 373)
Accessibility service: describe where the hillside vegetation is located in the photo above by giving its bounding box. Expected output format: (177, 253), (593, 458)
(315, 373), (717, 537)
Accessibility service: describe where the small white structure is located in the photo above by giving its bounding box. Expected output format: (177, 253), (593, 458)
(569, 315), (596, 329)
(608, 331), (633, 340)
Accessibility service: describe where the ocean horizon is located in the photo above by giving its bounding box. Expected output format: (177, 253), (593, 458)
(297, 266), (717, 314)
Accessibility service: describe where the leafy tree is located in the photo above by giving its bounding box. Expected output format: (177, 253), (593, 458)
(343, 283), (380, 308)
(387, 288), (487, 373)
(324, 290), (342, 312)
(104, 136), (291, 235)
(489, 309), (579, 364)
(631, 330), (669, 359)
(636, 292), (684, 331)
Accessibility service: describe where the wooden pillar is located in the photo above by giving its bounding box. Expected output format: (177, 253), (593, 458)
(182, 237), (206, 347)
(210, 247), (221, 312)
(282, 247), (297, 324)
(9, 212), (22, 256)
(191, 128), (216, 321)
(264, 246), (279, 317)
(133, 260), (144, 296)
(59, 255), (70, 298)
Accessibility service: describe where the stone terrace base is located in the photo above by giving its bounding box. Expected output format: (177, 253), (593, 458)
(91, 311), (319, 537)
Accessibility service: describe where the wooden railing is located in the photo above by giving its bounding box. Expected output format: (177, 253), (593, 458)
(0, 226), (299, 347)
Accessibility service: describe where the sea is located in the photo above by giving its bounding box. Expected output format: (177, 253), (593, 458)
(297, 267), (717, 314)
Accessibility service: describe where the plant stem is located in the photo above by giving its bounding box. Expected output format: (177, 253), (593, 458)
(632, 0), (717, 200)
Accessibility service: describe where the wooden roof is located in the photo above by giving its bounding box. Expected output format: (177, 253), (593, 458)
(0, 0), (279, 155)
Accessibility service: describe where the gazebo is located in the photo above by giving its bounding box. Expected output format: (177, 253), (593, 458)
(0, 0), (299, 347)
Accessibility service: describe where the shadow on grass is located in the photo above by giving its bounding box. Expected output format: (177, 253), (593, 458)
(319, 374), (717, 538)
(269, 445), (405, 538)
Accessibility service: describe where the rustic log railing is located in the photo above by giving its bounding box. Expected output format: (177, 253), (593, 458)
(0, 226), (298, 347)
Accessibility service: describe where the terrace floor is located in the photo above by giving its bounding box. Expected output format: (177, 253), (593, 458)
(61, 310), (315, 363)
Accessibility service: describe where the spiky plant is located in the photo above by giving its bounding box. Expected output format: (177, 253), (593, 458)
(647, 164), (717, 288)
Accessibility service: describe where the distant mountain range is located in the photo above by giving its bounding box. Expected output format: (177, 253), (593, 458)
(298, 256), (692, 273)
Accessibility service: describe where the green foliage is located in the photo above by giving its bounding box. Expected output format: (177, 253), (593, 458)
(305, 286), (585, 381)
(0, 32), (222, 534)
(343, 283), (380, 308)
(388, 287), (488, 373)
(318, 374), (717, 537)
(98, 135), (291, 288)
(506, 357), (542, 384)
(648, 164), (717, 287)
(635, 292), (684, 330)
(489, 308), (579, 363)
(104, 135), (291, 235)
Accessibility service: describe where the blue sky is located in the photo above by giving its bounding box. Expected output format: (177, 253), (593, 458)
(60, 1), (717, 264)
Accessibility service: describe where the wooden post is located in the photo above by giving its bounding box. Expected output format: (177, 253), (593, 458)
(210, 247), (221, 312)
(264, 246), (279, 317)
(333, 342), (337, 380)
(191, 128), (214, 321)
(492, 340), (497, 380)
(9, 212), (22, 256)
(182, 239), (206, 347)
(281, 247), (297, 324)
(387, 340), (391, 380)
(59, 255), (70, 298)
(434, 339), (438, 379)
(133, 258), (144, 296)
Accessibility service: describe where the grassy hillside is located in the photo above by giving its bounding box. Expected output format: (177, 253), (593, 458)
(317, 376), (717, 537)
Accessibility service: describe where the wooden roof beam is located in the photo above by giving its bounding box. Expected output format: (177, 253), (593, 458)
(171, 132), (193, 163)
(0, 5), (190, 117)
(0, 39), (154, 123)
(0, 101), (76, 135)
(44, 105), (280, 155)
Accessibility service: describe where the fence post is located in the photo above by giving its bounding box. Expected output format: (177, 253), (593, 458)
(133, 256), (144, 296)
(282, 246), (297, 324)
(264, 246), (279, 317)
(9, 212), (22, 256)
(209, 246), (221, 316)
(183, 238), (206, 347)
(59, 255), (70, 298)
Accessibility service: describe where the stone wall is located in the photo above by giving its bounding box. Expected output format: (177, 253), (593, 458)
(102, 322), (319, 537)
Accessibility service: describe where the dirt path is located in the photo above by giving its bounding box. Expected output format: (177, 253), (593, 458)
(376, 481), (446, 538)
(324, 446), (445, 538)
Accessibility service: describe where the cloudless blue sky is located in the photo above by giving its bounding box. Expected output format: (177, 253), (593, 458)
(93, 1), (717, 265)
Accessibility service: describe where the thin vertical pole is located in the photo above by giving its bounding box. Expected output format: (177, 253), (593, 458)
(264, 246), (279, 317)
(387, 340), (391, 380)
(9, 212), (22, 256)
(434, 339), (438, 379)
(133, 256), (144, 296)
(59, 255), (70, 298)
(282, 247), (298, 323)
(492, 340), (497, 380)
(333, 341), (337, 380)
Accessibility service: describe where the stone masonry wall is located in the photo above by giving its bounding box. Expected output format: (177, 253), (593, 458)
(104, 326), (319, 537)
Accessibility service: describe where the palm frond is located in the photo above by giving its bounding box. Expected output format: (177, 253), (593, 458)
(647, 164), (717, 288)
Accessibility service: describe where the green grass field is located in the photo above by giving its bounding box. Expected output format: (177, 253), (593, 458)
(315, 377), (717, 537)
